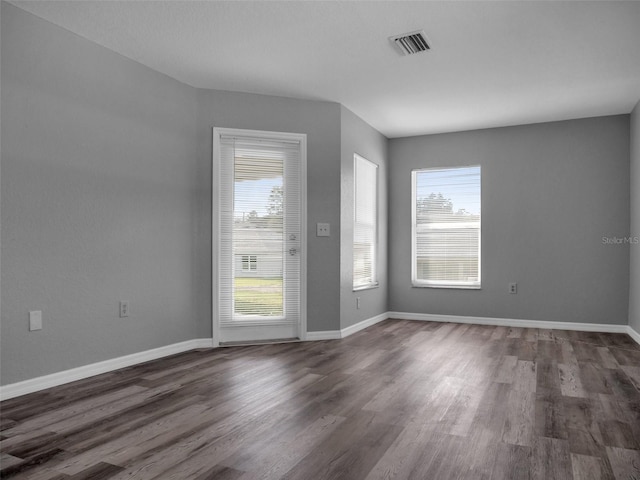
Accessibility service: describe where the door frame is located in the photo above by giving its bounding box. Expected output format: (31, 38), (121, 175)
(212, 127), (307, 347)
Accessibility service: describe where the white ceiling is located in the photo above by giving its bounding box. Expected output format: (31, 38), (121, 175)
(10, 0), (640, 138)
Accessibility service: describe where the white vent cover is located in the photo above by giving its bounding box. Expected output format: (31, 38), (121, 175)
(390, 30), (430, 56)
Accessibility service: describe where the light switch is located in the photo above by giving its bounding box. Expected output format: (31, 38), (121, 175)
(29, 310), (43, 331)
(317, 223), (330, 237)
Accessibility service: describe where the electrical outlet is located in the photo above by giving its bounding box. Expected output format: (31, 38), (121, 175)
(29, 310), (43, 331)
(316, 223), (330, 237)
(356, 297), (361, 309)
(119, 301), (129, 318)
(509, 283), (518, 294)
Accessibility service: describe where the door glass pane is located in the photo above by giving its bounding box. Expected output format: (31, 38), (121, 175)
(233, 151), (284, 317)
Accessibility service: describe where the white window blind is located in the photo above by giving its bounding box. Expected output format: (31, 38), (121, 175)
(219, 134), (302, 324)
(353, 154), (378, 290)
(412, 165), (481, 288)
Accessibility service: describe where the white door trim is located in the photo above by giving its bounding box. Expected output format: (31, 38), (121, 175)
(212, 127), (307, 347)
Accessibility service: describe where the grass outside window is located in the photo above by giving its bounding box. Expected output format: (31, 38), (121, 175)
(234, 277), (283, 316)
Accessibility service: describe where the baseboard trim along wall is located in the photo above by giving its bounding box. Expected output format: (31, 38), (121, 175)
(304, 330), (342, 341)
(308, 312), (638, 343)
(3, 313), (638, 400)
(0, 338), (214, 401)
(305, 312), (389, 341)
(342, 312), (389, 337)
(628, 324), (640, 345)
(388, 311), (638, 342)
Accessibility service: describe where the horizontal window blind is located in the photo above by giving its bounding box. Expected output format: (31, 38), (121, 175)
(353, 154), (378, 289)
(412, 165), (481, 288)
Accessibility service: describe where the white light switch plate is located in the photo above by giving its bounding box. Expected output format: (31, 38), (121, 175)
(317, 223), (330, 237)
(29, 310), (43, 331)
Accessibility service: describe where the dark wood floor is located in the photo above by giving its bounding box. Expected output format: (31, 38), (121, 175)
(1, 319), (640, 479)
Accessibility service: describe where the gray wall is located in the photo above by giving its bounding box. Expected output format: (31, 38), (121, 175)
(339, 106), (389, 329)
(630, 101), (640, 333)
(389, 116), (630, 325)
(195, 89), (342, 334)
(1, 3), (202, 384)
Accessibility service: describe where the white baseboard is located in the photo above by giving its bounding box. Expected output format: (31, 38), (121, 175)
(628, 324), (640, 345)
(341, 312), (388, 337)
(305, 312), (388, 341)
(0, 338), (214, 401)
(303, 311), (638, 344)
(305, 330), (342, 341)
(388, 311), (632, 335)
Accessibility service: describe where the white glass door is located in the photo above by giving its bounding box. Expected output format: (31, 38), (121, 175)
(214, 128), (306, 344)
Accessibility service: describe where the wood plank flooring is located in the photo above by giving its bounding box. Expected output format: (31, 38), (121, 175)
(1, 319), (640, 479)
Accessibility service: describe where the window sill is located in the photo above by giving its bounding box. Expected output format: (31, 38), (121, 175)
(353, 283), (379, 292)
(412, 283), (481, 290)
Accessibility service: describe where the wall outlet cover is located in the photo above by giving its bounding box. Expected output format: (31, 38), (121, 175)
(119, 301), (129, 318)
(316, 223), (330, 237)
(29, 310), (43, 331)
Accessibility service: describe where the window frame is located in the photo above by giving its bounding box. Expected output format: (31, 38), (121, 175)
(353, 153), (379, 291)
(411, 165), (481, 289)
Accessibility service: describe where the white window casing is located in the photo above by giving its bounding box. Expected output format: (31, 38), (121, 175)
(412, 165), (481, 289)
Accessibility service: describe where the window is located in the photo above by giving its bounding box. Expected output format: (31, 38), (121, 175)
(412, 165), (481, 288)
(353, 154), (378, 290)
(241, 255), (257, 272)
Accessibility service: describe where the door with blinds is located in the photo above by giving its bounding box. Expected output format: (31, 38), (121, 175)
(214, 128), (306, 344)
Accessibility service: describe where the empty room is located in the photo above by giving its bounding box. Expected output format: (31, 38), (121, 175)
(1, 1), (640, 479)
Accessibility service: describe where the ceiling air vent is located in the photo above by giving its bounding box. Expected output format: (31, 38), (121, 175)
(390, 30), (430, 56)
